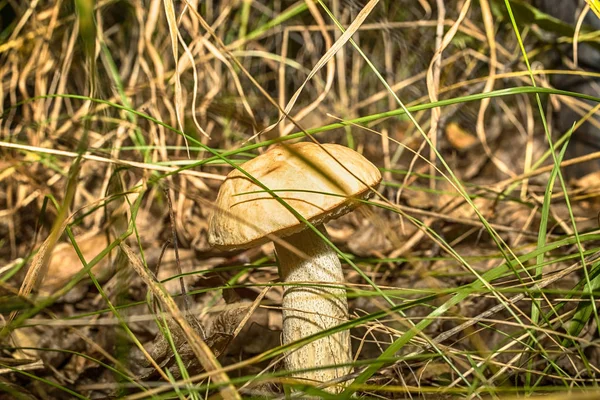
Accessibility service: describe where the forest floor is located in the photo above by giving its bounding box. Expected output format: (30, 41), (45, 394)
(1, 0), (600, 399)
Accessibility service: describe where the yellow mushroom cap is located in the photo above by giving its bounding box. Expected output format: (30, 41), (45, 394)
(208, 142), (382, 250)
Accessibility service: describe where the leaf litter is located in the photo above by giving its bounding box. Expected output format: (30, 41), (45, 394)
(1, 0), (600, 398)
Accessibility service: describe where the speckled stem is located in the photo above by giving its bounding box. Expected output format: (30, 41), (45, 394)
(274, 225), (351, 391)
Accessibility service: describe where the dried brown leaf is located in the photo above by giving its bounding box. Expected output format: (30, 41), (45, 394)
(39, 234), (114, 297)
(445, 122), (478, 151)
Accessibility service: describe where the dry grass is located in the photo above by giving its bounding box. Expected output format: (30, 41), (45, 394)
(1, 0), (600, 398)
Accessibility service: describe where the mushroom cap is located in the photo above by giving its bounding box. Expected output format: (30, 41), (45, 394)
(208, 142), (382, 250)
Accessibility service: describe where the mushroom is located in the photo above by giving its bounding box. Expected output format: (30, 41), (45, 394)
(208, 142), (381, 389)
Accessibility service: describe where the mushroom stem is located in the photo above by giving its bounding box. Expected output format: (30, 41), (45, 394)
(274, 224), (351, 390)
